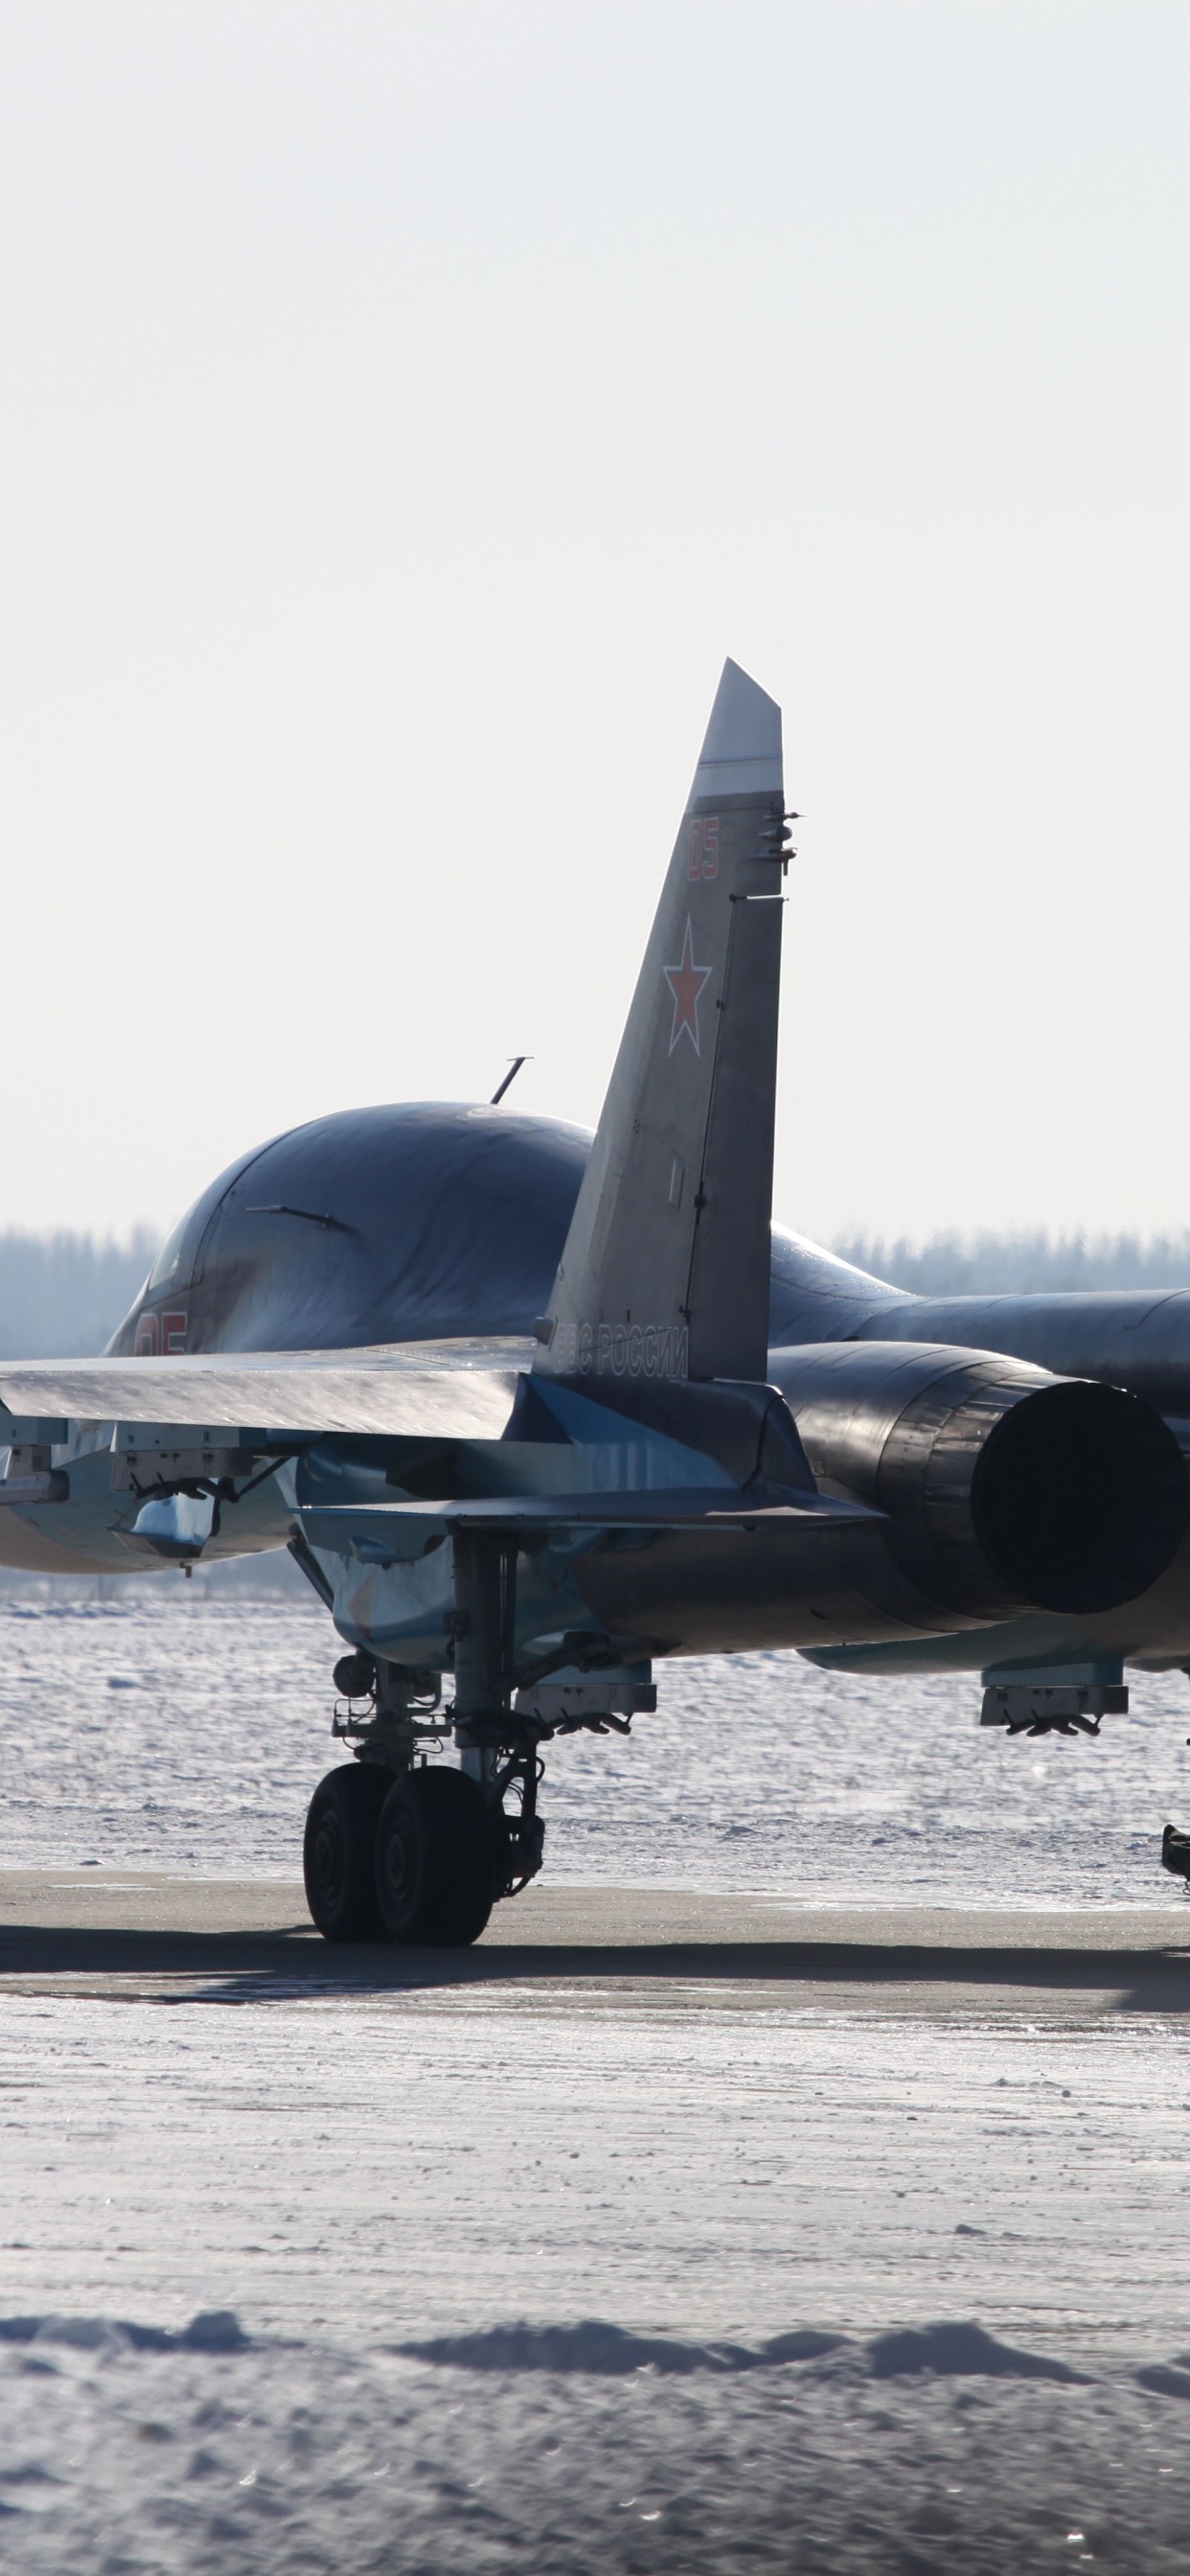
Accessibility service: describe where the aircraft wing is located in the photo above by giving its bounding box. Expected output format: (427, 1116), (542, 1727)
(0, 1338), (534, 1443)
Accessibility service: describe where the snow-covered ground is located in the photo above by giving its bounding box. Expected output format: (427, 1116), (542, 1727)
(6, 2319), (1190, 2574)
(3, 1577), (1190, 2571)
(1, 1574), (1189, 1905)
(3, 1972), (1190, 2573)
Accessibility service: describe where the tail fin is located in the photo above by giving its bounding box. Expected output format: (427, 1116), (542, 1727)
(537, 658), (786, 1388)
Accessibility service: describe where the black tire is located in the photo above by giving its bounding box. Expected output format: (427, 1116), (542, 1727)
(303, 1763), (389, 1942)
(374, 1766), (494, 1946)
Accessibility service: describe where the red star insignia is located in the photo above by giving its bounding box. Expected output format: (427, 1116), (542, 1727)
(663, 916), (713, 1056)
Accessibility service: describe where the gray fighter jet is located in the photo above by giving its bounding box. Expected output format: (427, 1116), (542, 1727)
(4, 661), (1189, 1941)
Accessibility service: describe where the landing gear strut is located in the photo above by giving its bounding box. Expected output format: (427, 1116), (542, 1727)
(450, 1530), (547, 1898)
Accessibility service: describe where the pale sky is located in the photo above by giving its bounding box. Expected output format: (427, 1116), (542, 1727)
(3, 1), (1190, 1251)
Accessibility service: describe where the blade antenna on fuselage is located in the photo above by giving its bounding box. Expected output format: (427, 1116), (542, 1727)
(490, 1057), (531, 1107)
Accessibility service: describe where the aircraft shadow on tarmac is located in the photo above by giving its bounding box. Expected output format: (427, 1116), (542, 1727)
(3, 1920), (1190, 2014)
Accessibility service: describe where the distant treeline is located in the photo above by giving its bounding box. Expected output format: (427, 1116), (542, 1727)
(2, 1225), (1190, 1360)
(835, 1232), (1190, 1297)
(0, 1230), (156, 1358)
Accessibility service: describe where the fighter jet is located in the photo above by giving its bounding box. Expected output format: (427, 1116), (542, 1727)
(3, 661), (1189, 1942)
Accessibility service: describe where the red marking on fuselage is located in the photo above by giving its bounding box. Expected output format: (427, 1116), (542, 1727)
(134, 1307), (188, 1356)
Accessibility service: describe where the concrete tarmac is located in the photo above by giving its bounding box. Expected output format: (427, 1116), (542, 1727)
(1, 1867), (1189, 2017)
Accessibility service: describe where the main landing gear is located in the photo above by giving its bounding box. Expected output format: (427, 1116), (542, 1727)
(304, 1760), (499, 1945)
(302, 1532), (552, 1949)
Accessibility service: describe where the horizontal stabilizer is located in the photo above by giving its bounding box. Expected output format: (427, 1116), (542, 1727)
(301, 1486), (878, 1541)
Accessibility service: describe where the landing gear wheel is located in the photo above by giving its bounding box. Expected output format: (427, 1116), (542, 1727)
(374, 1766), (494, 1946)
(303, 1763), (389, 1942)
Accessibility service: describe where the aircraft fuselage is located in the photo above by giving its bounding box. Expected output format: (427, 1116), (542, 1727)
(4, 1102), (1190, 1695)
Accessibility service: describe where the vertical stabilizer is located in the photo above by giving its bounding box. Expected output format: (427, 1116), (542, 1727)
(537, 659), (786, 1388)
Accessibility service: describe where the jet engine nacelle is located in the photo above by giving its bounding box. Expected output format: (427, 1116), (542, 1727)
(767, 1341), (1188, 1620)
